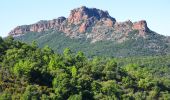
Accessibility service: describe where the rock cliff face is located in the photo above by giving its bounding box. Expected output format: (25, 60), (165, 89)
(9, 17), (66, 35)
(132, 20), (149, 36)
(9, 6), (151, 43)
(68, 6), (115, 23)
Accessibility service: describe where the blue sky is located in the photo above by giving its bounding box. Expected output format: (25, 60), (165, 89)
(0, 0), (170, 37)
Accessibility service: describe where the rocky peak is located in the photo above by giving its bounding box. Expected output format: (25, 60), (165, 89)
(67, 6), (116, 34)
(68, 6), (116, 24)
(132, 20), (150, 36)
(133, 20), (149, 32)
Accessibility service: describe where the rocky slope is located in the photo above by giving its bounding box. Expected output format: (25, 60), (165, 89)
(9, 6), (151, 43)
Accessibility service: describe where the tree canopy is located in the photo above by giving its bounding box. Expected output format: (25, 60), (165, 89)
(0, 36), (170, 99)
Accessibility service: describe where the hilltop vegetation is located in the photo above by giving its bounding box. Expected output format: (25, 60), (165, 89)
(0, 36), (170, 99)
(16, 30), (169, 58)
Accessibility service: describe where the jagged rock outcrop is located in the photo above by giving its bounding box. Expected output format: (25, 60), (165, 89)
(68, 6), (115, 23)
(132, 20), (149, 36)
(133, 20), (149, 31)
(9, 17), (66, 36)
(9, 6), (151, 43)
(10, 25), (30, 35)
(29, 17), (66, 32)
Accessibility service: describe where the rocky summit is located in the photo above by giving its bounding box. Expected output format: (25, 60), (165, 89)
(9, 6), (151, 43)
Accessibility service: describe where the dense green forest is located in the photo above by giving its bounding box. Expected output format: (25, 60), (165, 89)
(0, 36), (170, 99)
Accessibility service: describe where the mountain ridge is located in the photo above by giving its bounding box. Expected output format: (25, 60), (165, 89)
(9, 6), (151, 43)
(8, 6), (170, 57)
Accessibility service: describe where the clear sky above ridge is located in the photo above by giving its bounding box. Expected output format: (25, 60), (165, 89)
(0, 0), (170, 37)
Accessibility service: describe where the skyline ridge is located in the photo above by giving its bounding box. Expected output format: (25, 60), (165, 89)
(0, 0), (169, 37)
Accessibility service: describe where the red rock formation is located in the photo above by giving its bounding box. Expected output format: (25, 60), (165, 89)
(9, 6), (151, 43)
(68, 6), (116, 24)
(68, 6), (88, 24)
(133, 20), (148, 31)
(132, 20), (149, 36)
(9, 26), (30, 35)
(79, 23), (87, 33)
(9, 17), (66, 35)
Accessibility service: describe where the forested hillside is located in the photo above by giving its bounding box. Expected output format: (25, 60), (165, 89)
(0, 36), (170, 99)
(15, 30), (170, 58)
